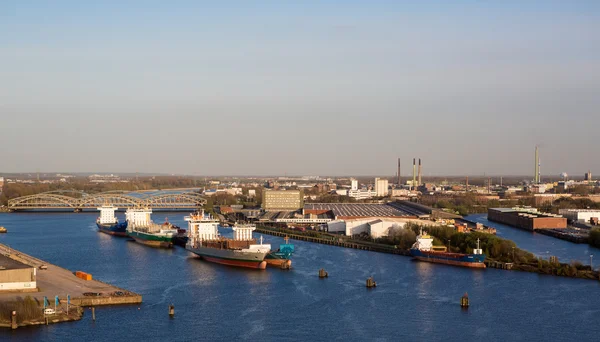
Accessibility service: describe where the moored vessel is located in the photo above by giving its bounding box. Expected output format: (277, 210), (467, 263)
(96, 206), (128, 236)
(126, 208), (176, 248)
(410, 229), (486, 268)
(185, 211), (271, 269)
(265, 236), (294, 268)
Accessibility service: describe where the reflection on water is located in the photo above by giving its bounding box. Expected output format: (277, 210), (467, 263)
(0, 213), (600, 341)
(466, 214), (600, 263)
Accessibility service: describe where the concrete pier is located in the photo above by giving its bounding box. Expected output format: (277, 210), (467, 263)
(0, 243), (141, 307)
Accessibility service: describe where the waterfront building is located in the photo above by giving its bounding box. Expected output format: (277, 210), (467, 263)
(559, 209), (600, 224)
(488, 207), (566, 230)
(0, 254), (37, 291)
(374, 178), (389, 197)
(262, 189), (304, 211)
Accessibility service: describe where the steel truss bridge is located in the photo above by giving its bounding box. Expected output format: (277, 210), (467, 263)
(7, 190), (206, 211)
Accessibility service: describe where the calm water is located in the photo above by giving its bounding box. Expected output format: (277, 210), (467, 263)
(1, 212), (599, 341)
(466, 214), (600, 264)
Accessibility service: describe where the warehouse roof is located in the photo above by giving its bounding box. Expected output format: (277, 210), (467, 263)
(0, 254), (32, 270)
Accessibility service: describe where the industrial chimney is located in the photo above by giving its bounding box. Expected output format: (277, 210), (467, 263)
(534, 146), (539, 184)
(397, 158), (401, 186)
(418, 158), (422, 186)
(412, 158), (416, 191)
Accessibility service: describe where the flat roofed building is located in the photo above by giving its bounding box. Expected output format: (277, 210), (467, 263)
(262, 189), (304, 211)
(559, 209), (600, 223)
(488, 207), (566, 231)
(375, 178), (389, 197)
(0, 254), (37, 292)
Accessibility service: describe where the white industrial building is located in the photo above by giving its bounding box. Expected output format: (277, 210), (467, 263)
(0, 255), (37, 292)
(374, 178), (389, 197)
(327, 218), (408, 238)
(347, 189), (376, 200)
(351, 179), (358, 191)
(559, 209), (600, 223)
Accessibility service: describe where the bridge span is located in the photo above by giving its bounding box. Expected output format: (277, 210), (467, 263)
(7, 190), (206, 211)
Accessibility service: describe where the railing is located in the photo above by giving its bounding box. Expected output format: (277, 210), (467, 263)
(7, 191), (206, 211)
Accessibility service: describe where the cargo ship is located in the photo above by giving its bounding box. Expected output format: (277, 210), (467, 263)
(185, 211), (271, 269)
(264, 236), (294, 268)
(126, 208), (177, 248)
(96, 206), (128, 236)
(410, 229), (486, 268)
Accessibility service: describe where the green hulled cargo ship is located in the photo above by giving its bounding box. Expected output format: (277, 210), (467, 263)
(126, 208), (177, 248)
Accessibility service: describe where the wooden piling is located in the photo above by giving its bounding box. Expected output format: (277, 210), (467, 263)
(92, 307), (96, 321)
(366, 276), (377, 288)
(460, 292), (469, 308)
(169, 304), (175, 317)
(11, 311), (17, 329)
(319, 268), (328, 278)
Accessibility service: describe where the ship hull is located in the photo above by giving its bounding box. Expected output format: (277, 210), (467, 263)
(264, 252), (292, 268)
(410, 249), (486, 268)
(172, 235), (188, 248)
(97, 222), (128, 237)
(186, 246), (268, 269)
(128, 231), (173, 248)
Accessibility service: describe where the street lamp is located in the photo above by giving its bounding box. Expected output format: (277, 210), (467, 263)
(447, 239), (451, 253)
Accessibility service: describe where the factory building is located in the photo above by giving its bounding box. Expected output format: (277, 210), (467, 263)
(559, 209), (600, 224)
(488, 208), (566, 231)
(262, 189), (304, 211)
(351, 179), (358, 191)
(0, 255), (37, 292)
(347, 189), (376, 199)
(327, 218), (409, 238)
(374, 178), (389, 197)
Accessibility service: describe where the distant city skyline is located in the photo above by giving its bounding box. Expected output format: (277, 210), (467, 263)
(1, 1), (599, 176)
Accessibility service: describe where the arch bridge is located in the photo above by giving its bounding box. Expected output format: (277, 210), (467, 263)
(7, 191), (206, 211)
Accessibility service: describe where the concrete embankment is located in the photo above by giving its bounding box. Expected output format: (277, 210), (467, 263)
(255, 227), (410, 256)
(0, 243), (141, 307)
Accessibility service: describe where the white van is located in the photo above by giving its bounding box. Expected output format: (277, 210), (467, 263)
(44, 308), (56, 315)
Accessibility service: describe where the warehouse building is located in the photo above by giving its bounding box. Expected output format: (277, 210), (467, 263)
(0, 255), (37, 292)
(488, 208), (566, 231)
(262, 189), (304, 211)
(559, 209), (600, 224)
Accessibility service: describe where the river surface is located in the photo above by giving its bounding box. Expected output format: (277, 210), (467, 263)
(466, 214), (600, 264)
(1, 212), (599, 341)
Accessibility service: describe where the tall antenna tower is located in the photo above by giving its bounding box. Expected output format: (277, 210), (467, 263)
(397, 158), (401, 186)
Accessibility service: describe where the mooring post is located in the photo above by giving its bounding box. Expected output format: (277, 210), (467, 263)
(92, 307), (96, 321)
(169, 304), (175, 317)
(11, 311), (17, 329)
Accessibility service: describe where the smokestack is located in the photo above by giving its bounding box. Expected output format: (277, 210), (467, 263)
(488, 177), (491, 194)
(466, 176), (469, 193)
(418, 158), (422, 186)
(397, 158), (401, 186)
(411, 158), (417, 190)
(534, 146), (539, 184)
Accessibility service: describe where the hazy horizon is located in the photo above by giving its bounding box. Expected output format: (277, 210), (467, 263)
(1, 1), (599, 177)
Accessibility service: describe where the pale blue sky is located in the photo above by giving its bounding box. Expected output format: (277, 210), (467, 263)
(1, 1), (598, 176)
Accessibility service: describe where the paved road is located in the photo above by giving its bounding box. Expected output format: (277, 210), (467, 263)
(0, 243), (127, 303)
